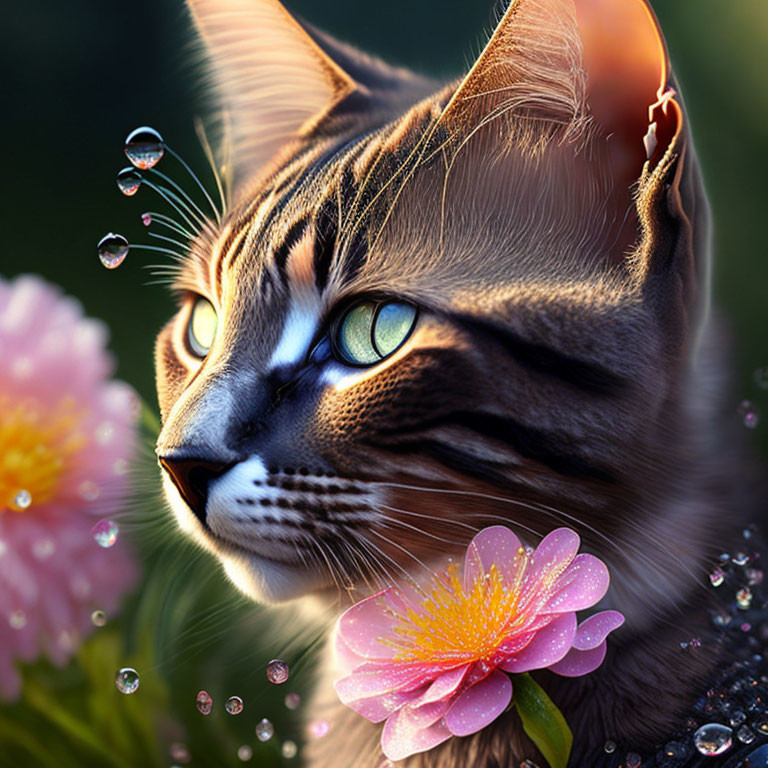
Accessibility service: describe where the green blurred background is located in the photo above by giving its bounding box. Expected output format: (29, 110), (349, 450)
(1, 0), (766, 765)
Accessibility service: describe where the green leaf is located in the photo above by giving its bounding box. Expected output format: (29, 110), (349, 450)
(513, 673), (573, 768)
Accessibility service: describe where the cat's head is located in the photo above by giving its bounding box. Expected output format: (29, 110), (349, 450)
(155, 0), (710, 618)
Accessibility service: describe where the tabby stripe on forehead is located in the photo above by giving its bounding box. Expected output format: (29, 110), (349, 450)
(455, 315), (628, 396)
(375, 410), (615, 483)
(273, 217), (310, 287)
(313, 197), (338, 292)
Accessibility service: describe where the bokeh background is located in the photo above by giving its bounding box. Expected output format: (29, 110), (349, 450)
(1, 0), (766, 765)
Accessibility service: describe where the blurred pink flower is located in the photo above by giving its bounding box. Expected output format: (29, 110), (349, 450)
(0, 275), (139, 699)
(334, 526), (623, 761)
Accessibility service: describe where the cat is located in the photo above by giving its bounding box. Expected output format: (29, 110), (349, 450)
(154, 0), (763, 764)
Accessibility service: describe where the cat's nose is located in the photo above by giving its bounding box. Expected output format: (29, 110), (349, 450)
(159, 455), (233, 524)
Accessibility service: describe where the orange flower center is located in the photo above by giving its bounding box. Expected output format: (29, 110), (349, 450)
(0, 394), (87, 513)
(387, 555), (531, 665)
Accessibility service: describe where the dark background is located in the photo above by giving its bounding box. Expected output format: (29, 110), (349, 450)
(2, 0), (767, 455)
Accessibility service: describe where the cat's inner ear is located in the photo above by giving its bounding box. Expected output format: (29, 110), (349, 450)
(187, 0), (357, 189)
(573, 0), (681, 187)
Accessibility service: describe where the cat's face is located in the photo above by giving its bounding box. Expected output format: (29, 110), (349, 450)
(155, 0), (709, 615)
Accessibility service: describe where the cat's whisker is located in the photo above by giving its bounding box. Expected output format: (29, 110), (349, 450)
(194, 116), (229, 218)
(147, 166), (218, 230)
(163, 145), (223, 225)
(141, 211), (196, 240)
(146, 231), (191, 252)
(377, 514), (469, 548)
(368, 527), (441, 584)
(140, 178), (207, 235)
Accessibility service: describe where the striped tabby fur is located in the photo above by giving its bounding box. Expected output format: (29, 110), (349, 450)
(154, 0), (762, 764)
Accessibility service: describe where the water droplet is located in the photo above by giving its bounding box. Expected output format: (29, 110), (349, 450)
(754, 715), (768, 734)
(58, 629), (76, 652)
(32, 538), (55, 560)
(116, 167), (142, 196)
(11, 489), (32, 511)
(266, 659), (289, 684)
(141, 212), (152, 227)
(196, 690), (213, 715)
(225, 696), (243, 715)
(255, 718), (274, 742)
(98, 233), (129, 269)
(281, 740), (298, 759)
(709, 567), (725, 587)
(738, 400), (760, 429)
(733, 552), (751, 566)
(309, 719), (330, 739)
(737, 587), (753, 609)
(747, 568), (764, 586)
(284, 692), (301, 710)
(694, 723), (733, 756)
(170, 743), (190, 763)
(604, 741), (617, 754)
(115, 667), (140, 694)
(78, 481), (100, 501)
(624, 753), (642, 768)
(95, 422), (115, 445)
(9, 610), (27, 630)
(124, 126), (165, 169)
(713, 612), (732, 628)
(70, 575), (91, 599)
(91, 610), (107, 627)
(731, 710), (747, 727)
(92, 519), (119, 548)
(237, 745), (252, 761)
(664, 741), (688, 759)
(738, 725), (756, 744)
(754, 367), (768, 390)
(689, 637), (701, 648)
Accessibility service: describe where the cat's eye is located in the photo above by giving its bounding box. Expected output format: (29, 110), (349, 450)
(334, 300), (417, 366)
(187, 297), (218, 357)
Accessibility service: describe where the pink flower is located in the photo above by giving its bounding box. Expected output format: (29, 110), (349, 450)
(334, 526), (624, 761)
(0, 275), (139, 699)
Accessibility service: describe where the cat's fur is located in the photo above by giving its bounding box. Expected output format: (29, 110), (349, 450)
(154, 0), (761, 764)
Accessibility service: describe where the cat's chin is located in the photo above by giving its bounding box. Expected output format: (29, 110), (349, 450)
(162, 475), (322, 604)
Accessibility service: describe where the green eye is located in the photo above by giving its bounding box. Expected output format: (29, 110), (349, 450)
(335, 300), (417, 366)
(188, 297), (218, 357)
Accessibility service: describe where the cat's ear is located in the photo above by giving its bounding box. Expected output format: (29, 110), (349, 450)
(187, 0), (357, 185)
(439, 0), (680, 166)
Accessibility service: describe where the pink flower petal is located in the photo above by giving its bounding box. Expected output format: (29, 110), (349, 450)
(336, 684), (425, 723)
(407, 696), (455, 729)
(573, 610), (624, 651)
(542, 553), (610, 613)
(410, 665), (470, 709)
(444, 670), (513, 737)
(335, 661), (432, 703)
(549, 642), (607, 677)
(337, 589), (400, 660)
(334, 631), (367, 675)
(529, 528), (581, 585)
(382, 705), (453, 761)
(463, 525), (524, 590)
(500, 612), (577, 673)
